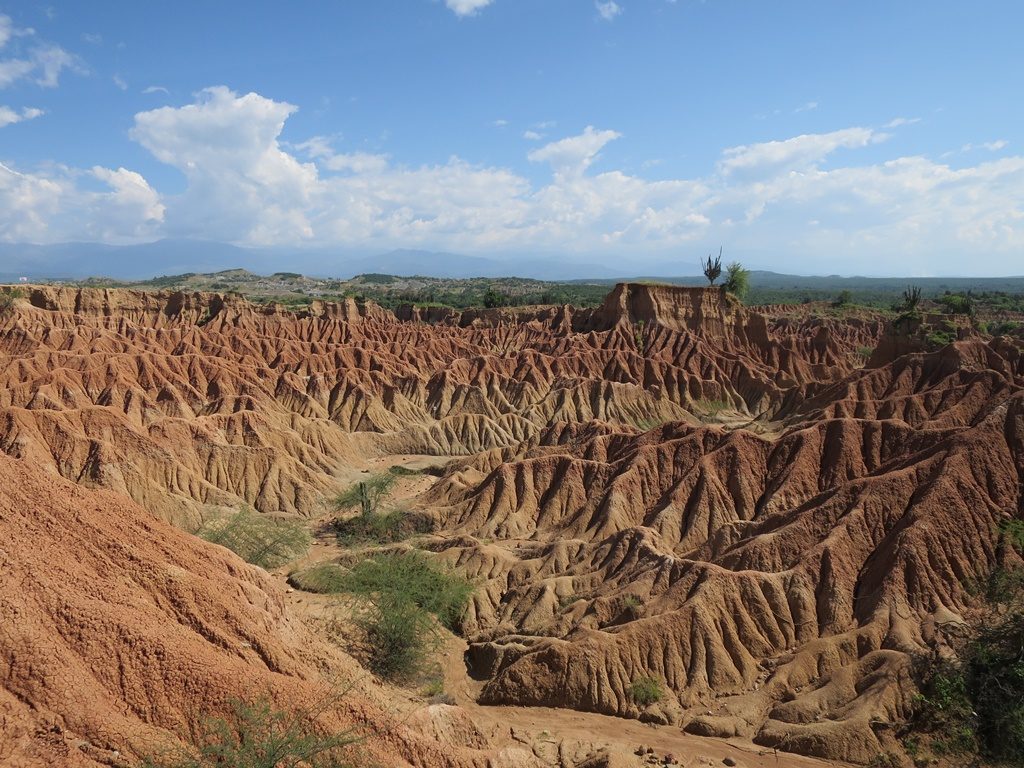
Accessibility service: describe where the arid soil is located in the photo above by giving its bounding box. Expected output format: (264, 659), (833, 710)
(0, 283), (1020, 766)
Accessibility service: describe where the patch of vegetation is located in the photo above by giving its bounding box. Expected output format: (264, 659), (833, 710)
(0, 287), (25, 314)
(387, 464), (424, 477)
(340, 551), (473, 632)
(722, 261), (750, 301)
(937, 292), (974, 316)
(289, 563), (350, 594)
(558, 593), (585, 610)
(622, 595), (642, 610)
(345, 553), (472, 681)
(693, 398), (731, 418)
(983, 319), (1022, 337)
(909, 520), (1024, 764)
(332, 473), (432, 545)
(197, 508), (311, 569)
(306, 553), (474, 681)
(925, 319), (959, 350)
(833, 289), (854, 307)
(482, 285), (512, 308)
(633, 319), (646, 349)
(141, 696), (358, 768)
(629, 676), (665, 707)
(333, 507), (433, 545)
(357, 591), (440, 681)
(334, 474), (395, 518)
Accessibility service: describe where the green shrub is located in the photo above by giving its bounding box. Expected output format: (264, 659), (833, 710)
(558, 593), (584, 610)
(333, 507), (433, 545)
(289, 563), (350, 594)
(332, 474), (434, 545)
(723, 262), (750, 301)
(387, 465), (423, 477)
(141, 696), (357, 768)
(834, 289), (853, 307)
(339, 551), (472, 632)
(357, 593), (439, 681)
(629, 676), (664, 707)
(333, 474), (395, 517)
(197, 508), (311, 569)
(911, 523), (1024, 763)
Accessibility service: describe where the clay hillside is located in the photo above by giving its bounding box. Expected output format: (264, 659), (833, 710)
(0, 282), (1021, 767)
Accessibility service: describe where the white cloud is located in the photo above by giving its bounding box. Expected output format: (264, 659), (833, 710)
(30, 44), (78, 87)
(492, 118), (508, 127)
(2, 86), (1024, 274)
(0, 14), (33, 50)
(0, 161), (163, 243)
(292, 136), (391, 175)
(596, 1), (622, 20)
(523, 130), (543, 141)
(445, 0), (494, 17)
(528, 125), (621, 176)
(886, 116), (920, 128)
(794, 101), (818, 113)
(142, 85), (169, 95)
(113, 74), (127, 91)
(0, 105), (43, 127)
(0, 42), (80, 88)
(719, 127), (884, 177)
(962, 140), (1008, 152)
(129, 86), (317, 244)
(0, 57), (34, 87)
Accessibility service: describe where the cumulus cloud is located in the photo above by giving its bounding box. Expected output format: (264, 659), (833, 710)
(0, 161), (163, 243)
(2, 86), (1023, 274)
(719, 127), (884, 177)
(129, 86), (317, 243)
(596, 1), (622, 20)
(0, 105), (43, 127)
(445, 0), (494, 17)
(527, 125), (622, 176)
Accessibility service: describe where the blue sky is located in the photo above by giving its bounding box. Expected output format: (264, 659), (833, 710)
(1, 0), (1022, 275)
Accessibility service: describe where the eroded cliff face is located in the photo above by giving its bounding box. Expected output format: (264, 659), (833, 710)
(3, 283), (1019, 764)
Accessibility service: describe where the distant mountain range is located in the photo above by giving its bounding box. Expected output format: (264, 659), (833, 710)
(0, 240), (622, 281)
(1, 240), (1022, 290)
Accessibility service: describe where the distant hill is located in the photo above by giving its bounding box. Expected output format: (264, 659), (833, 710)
(576, 270), (1024, 297)
(0, 241), (618, 281)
